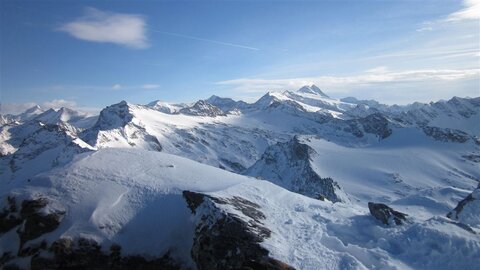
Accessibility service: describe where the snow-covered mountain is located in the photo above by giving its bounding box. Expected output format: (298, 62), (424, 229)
(1, 85), (479, 269)
(34, 107), (98, 129)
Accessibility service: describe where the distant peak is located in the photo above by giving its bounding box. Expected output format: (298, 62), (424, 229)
(24, 105), (43, 113)
(207, 95), (221, 100)
(297, 85), (329, 98)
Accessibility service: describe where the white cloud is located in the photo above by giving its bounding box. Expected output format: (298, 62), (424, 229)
(416, 26), (433, 32)
(446, 0), (480, 21)
(58, 7), (148, 49)
(42, 99), (77, 109)
(216, 68), (480, 96)
(417, 0), (480, 31)
(112, 84), (122, 90)
(0, 102), (38, 115)
(141, 84), (160, 89)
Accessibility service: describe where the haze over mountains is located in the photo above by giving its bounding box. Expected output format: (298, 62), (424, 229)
(1, 85), (479, 269)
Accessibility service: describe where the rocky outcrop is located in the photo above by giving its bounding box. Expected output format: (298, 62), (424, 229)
(447, 184), (480, 228)
(183, 191), (295, 270)
(0, 196), (65, 255)
(422, 126), (472, 143)
(245, 136), (348, 202)
(0, 196), (182, 270)
(179, 100), (226, 117)
(206, 95), (249, 113)
(368, 202), (408, 226)
(28, 238), (181, 270)
(358, 113), (392, 139)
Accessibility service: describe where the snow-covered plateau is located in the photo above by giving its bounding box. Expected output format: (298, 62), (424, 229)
(1, 85), (479, 269)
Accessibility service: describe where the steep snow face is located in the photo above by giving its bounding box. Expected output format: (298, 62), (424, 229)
(0, 122), (94, 182)
(0, 120), (55, 157)
(0, 115), (17, 126)
(297, 84), (330, 98)
(80, 101), (162, 151)
(2, 148), (478, 270)
(246, 136), (349, 203)
(34, 107), (97, 129)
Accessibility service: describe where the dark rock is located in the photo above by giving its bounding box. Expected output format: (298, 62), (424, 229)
(183, 190), (206, 214)
(368, 202), (408, 226)
(219, 158), (246, 173)
(447, 184), (479, 227)
(0, 197), (23, 234)
(180, 100), (226, 117)
(1, 252), (14, 268)
(359, 113), (392, 139)
(183, 191), (295, 270)
(422, 126), (470, 143)
(30, 238), (182, 270)
(447, 193), (475, 220)
(17, 199), (65, 248)
(246, 136), (347, 202)
(2, 263), (22, 270)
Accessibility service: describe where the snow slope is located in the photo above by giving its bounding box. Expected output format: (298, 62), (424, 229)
(1, 86), (479, 269)
(300, 129), (479, 218)
(1, 148), (478, 269)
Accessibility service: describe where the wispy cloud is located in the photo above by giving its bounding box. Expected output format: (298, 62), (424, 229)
(446, 0), (480, 22)
(417, 0), (480, 31)
(42, 99), (77, 109)
(150, 29), (260, 51)
(141, 84), (160, 89)
(45, 83), (160, 92)
(216, 68), (480, 95)
(58, 7), (148, 49)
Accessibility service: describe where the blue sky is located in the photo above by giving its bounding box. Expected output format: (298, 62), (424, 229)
(1, 0), (479, 113)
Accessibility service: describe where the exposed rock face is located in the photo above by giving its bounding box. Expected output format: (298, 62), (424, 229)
(179, 100), (226, 117)
(0, 196), (65, 254)
(245, 136), (348, 202)
(206, 95), (249, 113)
(368, 202), (408, 226)
(358, 113), (392, 139)
(183, 191), (295, 270)
(29, 238), (181, 270)
(0, 196), (182, 270)
(422, 126), (472, 143)
(447, 185), (480, 228)
(17, 199), (65, 249)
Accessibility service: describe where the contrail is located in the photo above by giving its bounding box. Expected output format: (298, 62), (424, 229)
(150, 29), (260, 51)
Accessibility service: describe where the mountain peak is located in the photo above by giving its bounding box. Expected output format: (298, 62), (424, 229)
(24, 105), (43, 114)
(297, 85), (329, 98)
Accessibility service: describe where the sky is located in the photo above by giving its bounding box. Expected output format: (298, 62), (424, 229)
(0, 0), (479, 114)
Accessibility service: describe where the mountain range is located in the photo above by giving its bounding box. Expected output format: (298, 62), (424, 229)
(1, 85), (479, 269)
